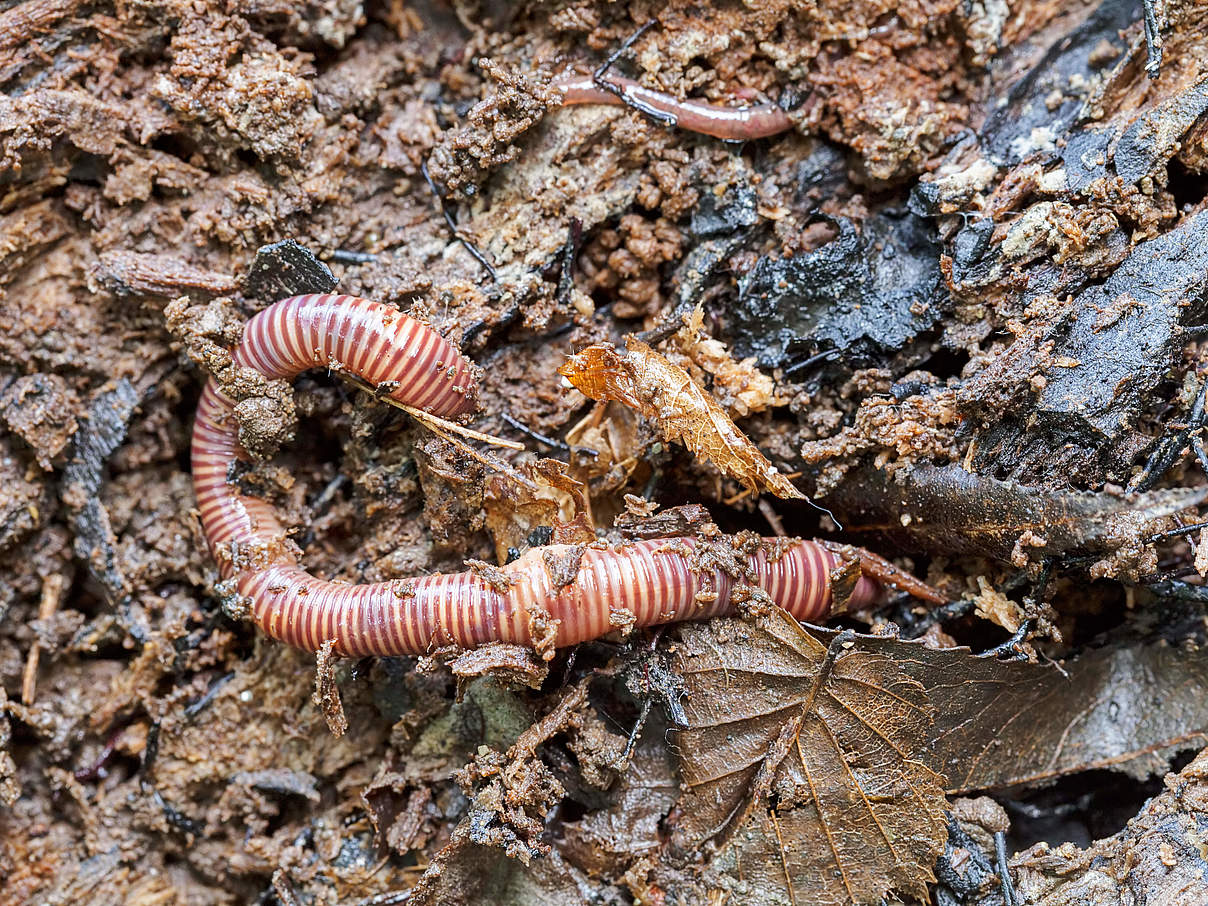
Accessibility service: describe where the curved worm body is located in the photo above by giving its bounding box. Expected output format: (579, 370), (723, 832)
(192, 294), (877, 656)
(193, 293), (477, 584)
(555, 74), (793, 140)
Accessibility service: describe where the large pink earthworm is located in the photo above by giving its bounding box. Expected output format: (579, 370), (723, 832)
(554, 74), (794, 141)
(191, 293), (878, 657)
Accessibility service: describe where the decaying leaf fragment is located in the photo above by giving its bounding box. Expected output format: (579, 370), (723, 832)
(674, 306), (782, 418)
(559, 338), (803, 499)
(670, 608), (948, 906)
(790, 629), (1208, 792)
(483, 458), (595, 563)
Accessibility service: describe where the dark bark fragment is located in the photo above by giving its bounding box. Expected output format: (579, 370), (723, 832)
(730, 211), (945, 368)
(964, 210), (1208, 483)
(241, 239), (338, 302)
(59, 378), (138, 604)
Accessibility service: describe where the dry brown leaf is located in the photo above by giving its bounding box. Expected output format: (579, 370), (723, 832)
(483, 459), (593, 563)
(669, 607), (948, 906)
(905, 639), (1208, 791)
(559, 338), (803, 499)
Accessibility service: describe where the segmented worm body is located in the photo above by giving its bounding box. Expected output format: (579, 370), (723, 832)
(555, 74), (793, 141)
(192, 294), (878, 657)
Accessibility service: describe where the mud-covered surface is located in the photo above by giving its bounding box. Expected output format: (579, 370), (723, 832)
(3, 0), (1208, 903)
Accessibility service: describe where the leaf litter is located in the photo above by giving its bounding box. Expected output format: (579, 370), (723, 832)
(670, 604), (949, 906)
(665, 604), (1208, 904)
(559, 337), (804, 500)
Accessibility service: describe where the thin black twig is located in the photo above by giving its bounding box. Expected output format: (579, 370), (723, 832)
(420, 160), (498, 281)
(1193, 433), (1208, 477)
(329, 249), (378, 264)
(783, 346), (840, 377)
(638, 307), (690, 347)
(1129, 375), (1208, 492)
(903, 598), (976, 639)
(1143, 577), (1208, 602)
(978, 620), (1034, 661)
(995, 831), (1018, 906)
(501, 412), (571, 450)
(1143, 520), (1208, 546)
(556, 218), (583, 309)
(500, 412), (599, 458)
(621, 697), (653, 764)
(184, 671), (236, 719)
(1180, 323), (1208, 341)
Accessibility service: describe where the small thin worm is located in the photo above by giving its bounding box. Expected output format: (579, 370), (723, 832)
(192, 293), (878, 657)
(554, 74), (793, 141)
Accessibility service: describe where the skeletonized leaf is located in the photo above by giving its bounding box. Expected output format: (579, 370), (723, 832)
(669, 608), (948, 906)
(559, 338), (803, 499)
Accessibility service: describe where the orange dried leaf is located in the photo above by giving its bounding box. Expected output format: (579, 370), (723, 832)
(559, 338), (803, 499)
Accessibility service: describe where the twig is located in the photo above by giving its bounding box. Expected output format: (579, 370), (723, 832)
(1143, 520), (1208, 546)
(903, 598), (976, 639)
(22, 573), (66, 704)
(1129, 375), (1208, 492)
(343, 373), (542, 491)
(500, 412), (600, 459)
(758, 498), (787, 537)
(184, 672), (236, 720)
(500, 412), (572, 451)
(784, 347), (840, 377)
(621, 697), (653, 764)
(995, 831), (1018, 906)
(555, 218), (582, 309)
(417, 416), (540, 492)
(341, 373), (523, 450)
(272, 869), (304, 906)
(328, 249), (378, 264)
(978, 620), (1034, 661)
(420, 160), (498, 280)
(1180, 323), (1208, 341)
(352, 892), (411, 906)
(396, 402), (524, 451)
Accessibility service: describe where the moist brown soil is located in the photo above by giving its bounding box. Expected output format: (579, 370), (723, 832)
(3, 1), (1208, 903)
